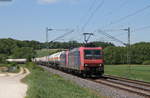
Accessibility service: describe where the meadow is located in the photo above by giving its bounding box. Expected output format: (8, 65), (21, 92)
(23, 63), (101, 98)
(105, 65), (150, 82)
(36, 49), (64, 57)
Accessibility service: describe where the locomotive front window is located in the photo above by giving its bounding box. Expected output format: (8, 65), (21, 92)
(84, 50), (102, 59)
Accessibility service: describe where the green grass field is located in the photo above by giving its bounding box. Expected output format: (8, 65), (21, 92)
(36, 49), (64, 57)
(23, 63), (101, 98)
(105, 65), (150, 82)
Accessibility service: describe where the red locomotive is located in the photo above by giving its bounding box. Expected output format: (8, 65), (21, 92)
(60, 47), (104, 76)
(34, 47), (104, 77)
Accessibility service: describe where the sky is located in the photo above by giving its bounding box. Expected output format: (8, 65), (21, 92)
(0, 0), (150, 45)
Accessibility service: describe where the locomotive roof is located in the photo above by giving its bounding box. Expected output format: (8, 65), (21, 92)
(68, 47), (102, 53)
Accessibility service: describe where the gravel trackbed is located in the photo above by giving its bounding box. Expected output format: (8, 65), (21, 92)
(41, 66), (145, 98)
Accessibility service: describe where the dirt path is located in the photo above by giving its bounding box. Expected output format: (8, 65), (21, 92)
(0, 68), (30, 98)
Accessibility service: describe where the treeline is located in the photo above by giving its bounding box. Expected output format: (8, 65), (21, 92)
(104, 42), (150, 65)
(46, 41), (114, 49)
(0, 38), (37, 62)
(0, 38), (113, 62)
(1, 38), (150, 65)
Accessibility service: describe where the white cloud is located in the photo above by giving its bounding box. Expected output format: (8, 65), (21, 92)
(38, 0), (59, 4)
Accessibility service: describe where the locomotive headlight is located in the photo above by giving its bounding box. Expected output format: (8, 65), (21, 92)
(99, 64), (102, 66)
(84, 64), (88, 67)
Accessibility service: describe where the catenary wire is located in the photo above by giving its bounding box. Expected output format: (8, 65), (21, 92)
(80, 0), (105, 31)
(105, 5), (150, 28)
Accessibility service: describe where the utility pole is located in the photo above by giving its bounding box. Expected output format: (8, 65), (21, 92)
(46, 27), (53, 44)
(83, 33), (94, 44)
(46, 27), (53, 64)
(122, 27), (131, 76)
(46, 27), (48, 46)
(98, 28), (131, 77)
(46, 27), (49, 64)
(127, 27), (131, 75)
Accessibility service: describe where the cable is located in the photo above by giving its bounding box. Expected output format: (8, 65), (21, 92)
(81, 0), (105, 31)
(133, 25), (150, 32)
(72, 0), (104, 43)
(79, 0), (98, 23)
(105, 0), (129, 17)
(55, 0), (100, 43)
(97, 29), (127, 45)
(74, 0), (98, 33)
(50, 30), (74, 42)
(93, 34), (110, 42)
(105, 5), (150, 27)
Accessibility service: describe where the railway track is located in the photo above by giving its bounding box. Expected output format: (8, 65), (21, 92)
(41, 65), (150, 97)
(90, 75), (150, 97)
(104, 75), (150, 87)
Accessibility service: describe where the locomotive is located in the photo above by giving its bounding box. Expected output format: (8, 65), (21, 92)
(34, 47), (104, 77)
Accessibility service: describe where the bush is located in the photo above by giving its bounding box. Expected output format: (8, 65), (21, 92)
(26, 62), (36, 68)
(0, 54), (7, 63)
(5, 62), (19, 72)
(142, 60), (150, 65)
(10, 62), (17, 67)
(26, 62), (44, 71)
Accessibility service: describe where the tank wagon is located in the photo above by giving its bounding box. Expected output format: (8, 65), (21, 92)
(48, 51), (65, 66)
(6, 59), (27, 64)
(35, 47), (104, 77)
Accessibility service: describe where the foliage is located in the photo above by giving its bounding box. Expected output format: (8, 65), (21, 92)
(0, 38), (17, 55)
(11, 47), (36, 61)
(142, 60), (150, 65)
(7, 62), (20, 72)
(23, 65), (101, 98)
(0, 62), (20, 73)
(0, 38), (113, 61)
(86, 41), (114, 48)
(47, 41), (114, 49)
(0, 38), (38, 61)
(0, 54), (7, 63)
(26, 62), (40, 70)
(104, 42), (150, 64)
(130, 42), (150, 64)
(1, 38), (150, 65)
(47, 41), (82, 49)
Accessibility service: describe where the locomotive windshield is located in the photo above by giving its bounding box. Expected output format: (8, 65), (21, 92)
(84, 50), (102, 59)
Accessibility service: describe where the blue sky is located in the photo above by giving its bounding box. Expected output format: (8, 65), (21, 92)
(0, 0), (150, 45)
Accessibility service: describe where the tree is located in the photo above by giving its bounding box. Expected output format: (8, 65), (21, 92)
(0, 54), (7, 63)
(12, 47), (36, 61)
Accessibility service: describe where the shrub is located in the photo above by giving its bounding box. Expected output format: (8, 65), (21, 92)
(142, 60), (150, 65)
(26, 62), (44, 71)
(26, 62), (36, 68)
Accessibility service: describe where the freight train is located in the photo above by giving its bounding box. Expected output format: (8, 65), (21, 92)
(33, 47), (104, 77)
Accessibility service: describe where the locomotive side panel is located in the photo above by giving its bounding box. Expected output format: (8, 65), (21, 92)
(68, 48), (80, 70)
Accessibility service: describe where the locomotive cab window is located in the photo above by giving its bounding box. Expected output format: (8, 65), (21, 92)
(84, 50), (102, 59)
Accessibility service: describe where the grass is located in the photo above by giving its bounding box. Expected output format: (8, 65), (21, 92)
(23, 63), (101, 98)
(0, 63), (9, 67)
(105, 65), (150, 82)
(36, 49), (63, 57)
